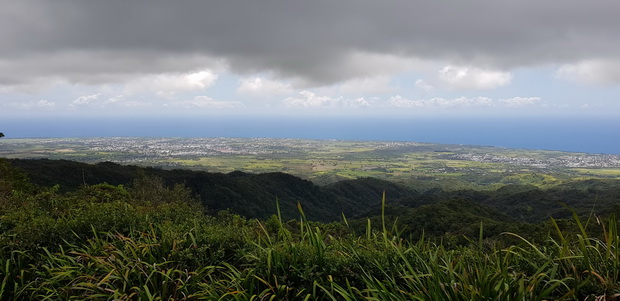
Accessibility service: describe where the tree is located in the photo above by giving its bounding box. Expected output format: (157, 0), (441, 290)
(0, 132), (4, 138)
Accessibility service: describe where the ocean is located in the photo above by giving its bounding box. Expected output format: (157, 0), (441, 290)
(1, 115), (619, 154)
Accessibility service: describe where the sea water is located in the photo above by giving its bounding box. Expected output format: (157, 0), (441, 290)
(1, 115), (619, 154)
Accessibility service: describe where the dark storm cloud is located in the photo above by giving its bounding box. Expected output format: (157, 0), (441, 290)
(1, 0), (619, 87)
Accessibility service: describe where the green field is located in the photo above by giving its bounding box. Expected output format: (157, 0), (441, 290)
(2, 137), (619, 188)
(2, 168), (620, 300)
(3, 139), (620, 299)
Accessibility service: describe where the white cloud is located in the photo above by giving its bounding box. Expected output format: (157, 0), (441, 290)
(556, 60), (620, 85)
(499, 97), (541, 108)
(237, 76), (292, 97)
(414, 79), (434, 93)
(35, 100), (55, 109)
(338, 76), (394, 94)
(283, 91), (371, 109)
(102, 95), (153, 108)
(68, 94), (153, 109)
(125, 70), (218, 98)
(388, 95), (425, 108)
(69, 93), (161, 109)
(437, 96), (494, 108)
(2, 99), (56, 110)
(104, 95), (124, 105)
(388, 95), (494, 108)
(345, 97), (372, 108)
(71, 93), (101, 107)
(284, 91), (336, 108)
(438, 65), (511, 90)
(121, 100), (152, 108)
(167, 96), (243, 109)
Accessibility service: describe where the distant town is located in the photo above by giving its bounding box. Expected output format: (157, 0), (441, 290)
(2, 137), (620, 183)
(449, 152), (620, 169)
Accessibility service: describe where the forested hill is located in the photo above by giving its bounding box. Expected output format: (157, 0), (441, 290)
(7, 158), (620, 224)
(8, 159), (417, 221)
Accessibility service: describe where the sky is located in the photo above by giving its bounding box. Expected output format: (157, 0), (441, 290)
(1, 1), (620, 120)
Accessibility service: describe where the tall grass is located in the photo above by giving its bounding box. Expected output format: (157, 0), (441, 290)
(2, 195), (620, 300)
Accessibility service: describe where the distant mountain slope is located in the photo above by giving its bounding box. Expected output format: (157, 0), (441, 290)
(8, 159), (418, 221)
(435, 181), (620, 222)
(8, 158), (620, 223)
(350, 199), (525, 240)
(8, 159), (141, 188)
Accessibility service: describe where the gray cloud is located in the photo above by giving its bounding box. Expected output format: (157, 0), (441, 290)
(2, 0), (620, 88)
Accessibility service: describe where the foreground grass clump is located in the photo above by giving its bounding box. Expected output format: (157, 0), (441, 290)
(2, 206), (620, 300)
(1, 161), (620, 299)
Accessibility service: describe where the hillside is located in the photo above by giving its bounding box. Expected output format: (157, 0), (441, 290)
(7, 158), (620, 228)
(8, 159), (418, 221)
(2, 157), (620, 299)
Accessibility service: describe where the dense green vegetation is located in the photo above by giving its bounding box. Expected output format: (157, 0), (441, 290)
(3, 137), (619, 188)
(8, 158), (620, 226)
(2, 158), (620, 299)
